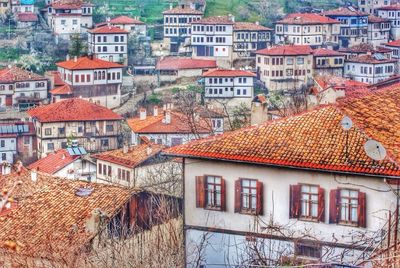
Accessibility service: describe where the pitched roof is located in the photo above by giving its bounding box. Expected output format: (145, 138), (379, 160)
(339, 43), (392, 54)
(256, 45), (313, 56)
(378, 4), (400, 10)
(233, 22), (272, 31)
(27, 98), (122, 123)
(93, 143), (164, 168)
(0, 170), (133, 260)
(313, 48), (345, 57)
(163, 5), (203, 15)
(384, 39), (400, 47)
(17, 12), (38, 22)
(109, 15), (144, 25)
(49, 71), (65, 86)
(322, 7), (368, 17)
(88, 25), (129, 34)
(0, 66), (45, 83)
(50, 84), (73, 95)
(127, 111), (212, 134)
(345, 54), (397, 64)
(368, 15), (389, 23)
(28, 149), (80, 174)
(51, 0), (83, 9)
(202, 69), (256, 77)
(156, 57), (217, 71)
(277, 13), (340, 25)
(191, 15), (234, 25)
(56, 56), (124, 70)
(312, 75), (370, 98)
(165, 88), (400, 177)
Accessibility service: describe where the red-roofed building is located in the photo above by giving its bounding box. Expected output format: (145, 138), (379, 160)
(96, 16), (146, 36)
(164, 87), (400, 266)
(358, 0), (392, 15)
(256, 45), (314, 91)
(28, 148), (96, 179)
(16, 12), (38, 28)
(338, 43), (393, 60)
(275, 13), (340, 48)
(377, 4), (400, 39)
(27, 98), (122, 158)
(53, 56), (124, 109)
(382, 39), (400, 64)
(313, 48), (345, 76)
(88, 25), (129, 64)
(156, 57), (216, 82)
(367, 15), (390, 47)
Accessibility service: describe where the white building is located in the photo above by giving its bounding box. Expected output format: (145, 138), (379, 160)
(312, 48), (346, 77)
(164, 88), (400, 266)
(52, 56), (124, 109)
(382, 39), (400, 64)
(0, 66), (48, 110)
(358, 0), (395, 15)
(88, 25), (129, 64)
(377, 4), (400, 40)
(46, 0), (93, 39)
(96, 15), (146, 36)
(367, 15), (391, 46)
(344, 54), (396, 84)
(191, 15), (234, 68)
(163, 4), (203, 52)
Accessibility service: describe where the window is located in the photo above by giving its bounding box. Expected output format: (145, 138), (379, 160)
(58, 127), (65, 135)
(106, 125), (114, 132)
(340, 189), (359, 224)
(45, 128), (52, 135)
(102, 164), (107, 175)
(78, 126), (83, 133)
(205, 176), (222, 209)
(0, 140), (4, 147)
(101, 139), (109, 147)
(297, 57), (304, 65)
(290, 184), (324, 222)
(295, 243), (322, 259)
(47, 143), (54, 151)
(329, 189), (366, 227)
(23, 136), (30, 145)
(195, 175), (226, 211)
(1, 153), (5, 161)
(300, 185), (319, 219)
(241, 179), (257, 212)
(233, 179), (263, 215)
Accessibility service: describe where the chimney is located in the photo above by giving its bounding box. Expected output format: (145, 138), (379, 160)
(164, 110), (171, 124)
(146, 146), (152, 155)
(61, 153), (65, 160)
(66, 54), (70, 61)
(163, 104), (167, 111)
(181, 4), (184, 9)
(153, 105), (159, 116)
(31, 170), (37, 182)
(139, 108), (147, 120)
(169, 3), (173, 9)
(74, 56), (77, 62)
(255, 21), (259, 25)
(85, 208), (105, 235)
(228, 14), (235, 22)
(123, 144), (129, 154)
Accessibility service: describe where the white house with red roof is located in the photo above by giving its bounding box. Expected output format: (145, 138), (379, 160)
(27, 98), (122, 158)
(377, 4), (400, 40)
(275, 13), (340, 48)
(45, 0), (93, 39)
(367, 15), (391, 47)
(163, 88), (400, 266)
(88, 25), (129, 64)
(382, 39), (400, 64)
(51, 56), (124, 109)
(96, 15), (146, 36)
(312, 48), (345, 76)
(256, 45), (314, 91)
(0, 66), (48, 110)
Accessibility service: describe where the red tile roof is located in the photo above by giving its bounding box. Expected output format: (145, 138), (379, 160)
(0, 66), (45, 83)
(165, 88), (400, 177)
(339, 43), (392, 54)
(313, 48), (345, 57)
(156, 57), (217, 71)
(51, 0), (83, 9)
(127, 111), (212, 134)
(322, 7), (368, 16)
(368, 15), (389, 23)
(346, 54), (397, 64)
(384, 39), (400, 47)
(233, 22), (272, 31)
(93, 143), (164, 168)
(378, 4), (400, 10)
(256, 45), (313, 56)
(109, 15), (144, 25)
(17, 12), (38, 22)
(192, 15), (234, 25)
(88, 25), (129, 34)
(277, 13), (340, 25)
(202, 69), (256, 77)
(163, 5), (203, 15)
(50, 84), (73, 95)
(49, 71), (65, 86)
(28, 149), (80, 174)
(56, 56), (124, 70)
(312, 75), (370, 98)
(27, 98), (122, 123)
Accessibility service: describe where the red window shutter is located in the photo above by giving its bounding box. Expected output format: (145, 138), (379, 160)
(256, 181), (263, 215)
(358, 191), (366, 228)
(234, 179), (242, 213)
(195, 176), (206, 208)
(329, 189), (339, 224)
(317, 187), (325, 222)
(289, 185), (301, 218)
(220, 178), (226, 211)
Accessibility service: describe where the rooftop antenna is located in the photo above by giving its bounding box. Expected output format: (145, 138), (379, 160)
(340, 116), (353, 162)
(364, 139), (387, 161)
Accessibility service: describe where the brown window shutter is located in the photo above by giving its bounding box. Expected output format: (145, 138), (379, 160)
(234, 179), (242, 213)
(289, 184), (301, 218)
(358, 191), (366, 228)
(220, 178), (226, 211)
(329, 189), (339, 224)
(195, 176), (206, 208)
(317, 187), (325, 222)
(256, 181), (263, 215)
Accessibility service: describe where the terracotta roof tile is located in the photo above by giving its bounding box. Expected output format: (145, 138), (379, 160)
(56, 56), (124, 70)
(256, 45), (313, 56)
(27, 98), (122, 122)
(277, 13), (340, 25)
(368, 15), (389, 23)
(313, 48), (345, 57)
(378, 4), (400, 10)
(50, 84), (73, 95)
(109, 15), (144, 25)
(0, 67), (45, 83)
(384, 39), (400, 47)
(165, 88), (400, 177)
(233, 22), (272, 31)
(163, 5), (203, 15)
(192, 15), (234, 25)
(88, 25), (129, 34)
(28, 149), (80, 174)
(202, 69), (256, 77)
(156, 57), (216, 71)
(93, 143), (164, 168)
(322, 7), (368, 16)
(17, 12), (38, 22)
(346, 54), (396, 64)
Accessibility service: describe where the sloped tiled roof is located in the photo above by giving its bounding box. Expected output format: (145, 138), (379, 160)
(192, 15), (234, 25)
(0, 67), (45, 83)
(378, 4), (400, 10)
(17, 12), (38, 22)
(368, 15), (389, 23)
(277, 13), (340, 25)
(256, 45), (313, 56)
(50, 84), (73, 95)
(108, 15), (144, 25)
(88, 25), (129, 34)
(346, 54), (396, 64)
(384, 39), (400, 47)
(163, 5), (203, 15)
(27, 98), (122, 122)
(28, 149), (80, 174)
(156, 57), (216, 71)
(56, 56), (124, 70)
(202, 69), (256, 77)
(93, 143), (164, 168)
(165, 88), (400, 177)
(313, 48), (345, 57)
(322, 7), (368, 16)
(233, 22), (272, 31)
(312, 75), (370, 98)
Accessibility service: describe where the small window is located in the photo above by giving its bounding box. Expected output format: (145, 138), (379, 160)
(206, 176), (222, 209)
(23, 136), (30, 145)
(45, 128), (52, 135)
(339, 189), (359, 224)
(58, 127), (65, 135)
(0, 140), (4, 147)
(300, 185), (319, 219)
(101, 139), (109, 147)
(1, 153), (6, 161)
(47, 143), (54, 151)
(106, 125), (114, 132)
(295, 243), (321, 259)
(240, 179), (257, 213)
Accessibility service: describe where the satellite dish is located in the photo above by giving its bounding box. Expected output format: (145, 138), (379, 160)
(340, 116), (353, 131)
(364, 140), (387, 161)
